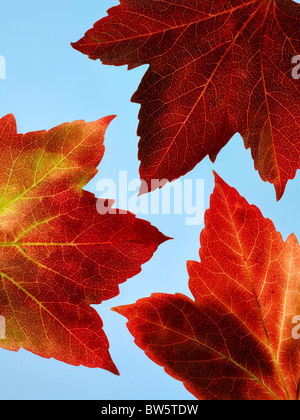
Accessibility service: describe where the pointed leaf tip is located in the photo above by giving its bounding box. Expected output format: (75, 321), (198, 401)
(0, 114), (167, 374)
(74, 0), (300, 198)
(112, 304), (136, 321)
(114, 176), (300, 400)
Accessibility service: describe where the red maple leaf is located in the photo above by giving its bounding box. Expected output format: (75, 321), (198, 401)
(73, 0), (300, 200)
(0, 114), (167, 374)
(114, 173), (300, 399)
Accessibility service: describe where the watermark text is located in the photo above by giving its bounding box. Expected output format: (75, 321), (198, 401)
(292, 315), (300, 340)
(0, 55), (6, 80)
(292, 55), (300, 80)
(0, 316), (6, 339)
(96, 172), (205, 226)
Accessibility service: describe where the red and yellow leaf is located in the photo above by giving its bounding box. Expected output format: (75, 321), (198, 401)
(114, 173), (300, 399)
(0, 114), (167, 373)
(73, 0), (300, 199)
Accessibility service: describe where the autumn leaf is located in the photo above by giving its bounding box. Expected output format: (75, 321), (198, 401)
(113, 173), (300, 400)
(72, 0), (300, 200)
(0, 114), (168, 374)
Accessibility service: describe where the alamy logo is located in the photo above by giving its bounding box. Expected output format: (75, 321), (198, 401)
(292, 315), (300, 340)
(0, 316), (6, 339)
(0, 55), (6, 80)
(292, 55), (300, 80)
(95, 171), (205, 226)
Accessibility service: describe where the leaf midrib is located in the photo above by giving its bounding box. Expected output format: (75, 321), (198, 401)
(0, 269), (107, 363)
(146, 0), (268, 178)
(219, 184), (291, 400)
(134, 299), (281, 400)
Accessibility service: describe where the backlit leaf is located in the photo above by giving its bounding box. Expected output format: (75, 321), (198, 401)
(0, 114), (167, 373)
(114, 173), (300, 399)
(73, 0), (300, 199)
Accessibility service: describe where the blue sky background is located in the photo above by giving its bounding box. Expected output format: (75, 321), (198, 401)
(0, 0), (299, 400)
